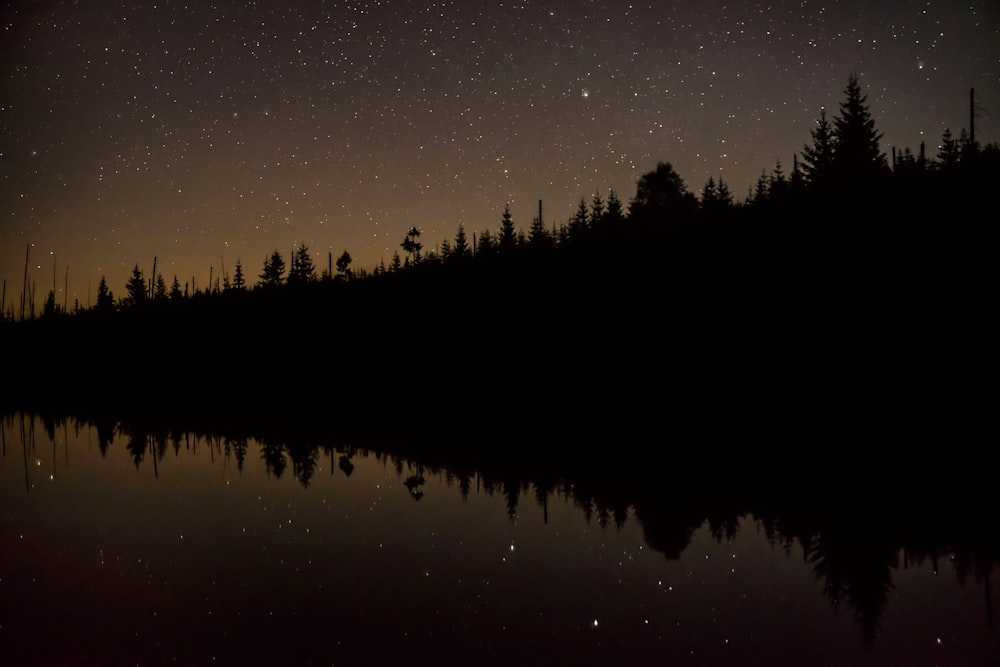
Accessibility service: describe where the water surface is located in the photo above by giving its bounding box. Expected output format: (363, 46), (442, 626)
(1, 412), (995, 666)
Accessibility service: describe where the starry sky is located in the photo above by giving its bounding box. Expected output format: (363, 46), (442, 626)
(2, 1), (998, 310)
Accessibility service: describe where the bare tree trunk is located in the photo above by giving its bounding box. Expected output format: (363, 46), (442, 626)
(970, 88), (976, 148)
(21, 244), (30, 321)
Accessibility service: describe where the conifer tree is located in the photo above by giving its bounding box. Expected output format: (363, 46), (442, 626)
(717, 177), (734, 208)
(701, 176), (719, 209)
(453, 224), (471, 259)
(153, 273), (167, 300)
(169, 275), (183, 301)
(498, 204), (517, 252)
(528, 215), (550, 248)
(589, 190), (605, 227)
(231, 260), (246, 290)
(605, 189), (625, 224)
(936, 128), (958, 170)
(96, 276), (114, 311)
(125, 264), (146, 306)
(802, 108), (834, 188)
(288, 245), (318, 285)
(259, 251), (286, 287)
(831, 74), (887, 183)
(477, 228), (496, 257)
(568, 197), (589, 241)
(401, 227), (422, 264)
(335, 250), (353, 280)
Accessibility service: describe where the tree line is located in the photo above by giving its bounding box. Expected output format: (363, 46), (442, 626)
(3, 74), (997, 323)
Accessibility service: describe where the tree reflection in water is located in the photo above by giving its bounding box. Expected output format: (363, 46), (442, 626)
(1, 409), (996, 665)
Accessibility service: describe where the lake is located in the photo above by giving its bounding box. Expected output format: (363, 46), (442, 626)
(1, 410), (996, 666)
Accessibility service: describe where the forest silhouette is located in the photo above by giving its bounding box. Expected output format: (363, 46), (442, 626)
(2, 76), (997, 452)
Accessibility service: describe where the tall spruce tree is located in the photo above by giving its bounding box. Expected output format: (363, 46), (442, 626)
(96, 275), (114, 311)
(453, 224), (471, 259)
(801, 108), (835, 189)
(124, 264), (146, 306)
(231, 260), (246, 290)
(498, 204), (517, 252)
(831, 74), (887, 184)
(288, 245), (318, 285)
(259, 251), (286, 287)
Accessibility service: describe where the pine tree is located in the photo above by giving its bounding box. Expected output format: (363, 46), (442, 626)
(568, 197), (589, 241)
(288, 245), (318, 285)
(401, 227), (422, 264)
(453, 224), (471, 259)
(335, 250), (353, 280)
(96, 276), (114, 311)
(936, 128), (958, 170)
(438, 238), (452, 261)
(790, 154), (806, 194)
(169, 275), (183, 301)
(831, 74), (887, 183)
(701, 176), (719, 210)
(589, 190), (605, 227)
(153, 273), (168, 300)
(231, 260), (246, 290)
(477, 228), (496, 257)
(528, 214), (550, 248)
(125, 264), (146, 306)
(498, 204), (517, 252)
(801, 108), (835, 188)
(717, 178), (734, 208)
(605, 189), (625, 224)
(768, 159), (789, 203)
(259, 251), (286, 287)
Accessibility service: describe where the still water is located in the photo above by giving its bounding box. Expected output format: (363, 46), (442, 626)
(1, 412), (996, 666)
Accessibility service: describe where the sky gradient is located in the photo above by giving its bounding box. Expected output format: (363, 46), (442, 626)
(2, 0), (998, 309)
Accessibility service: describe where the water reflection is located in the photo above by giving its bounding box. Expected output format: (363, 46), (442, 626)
(1, 410), (997, 666)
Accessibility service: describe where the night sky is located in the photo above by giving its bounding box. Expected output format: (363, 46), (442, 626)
(2, 1), (998, 309)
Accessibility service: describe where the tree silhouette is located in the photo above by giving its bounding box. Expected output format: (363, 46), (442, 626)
(701, 176), (719, 209)
(831, 74), (887, 184)
(153, 273), (167, 300)
(95, 276), (115, 311)
(528, 213), (551, 249)
(476, 228), (496, 257)
(401, 227), (422, 264)
(605, 189), (625, 225)
(589, 190), (605, 227)
(452, 224), (471, 260)
(288, 245), (317, 285)
(124, 264), (146, 306)
(498, 204), (517, 252)
(169, 275), (183, 301)
(937, 128), (959, 170)
(568, 197), (589, 242)
(231, 260), (246, 290)
(259, 250), (286, 287)
(628, 161), (698, 226)
(335, 250), (353, 280)
(801, 107), (835, 189)
(42, 290), (57, 318)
